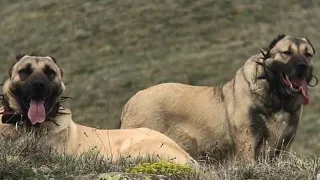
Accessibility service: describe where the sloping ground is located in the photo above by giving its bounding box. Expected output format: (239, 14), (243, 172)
(0, 0), (320, 156)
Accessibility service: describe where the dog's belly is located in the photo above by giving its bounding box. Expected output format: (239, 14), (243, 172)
(158, 113), (234, 158)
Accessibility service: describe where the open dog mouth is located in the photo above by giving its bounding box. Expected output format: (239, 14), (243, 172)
(22, 97), (47, 125)
(280, 73), (309, 105)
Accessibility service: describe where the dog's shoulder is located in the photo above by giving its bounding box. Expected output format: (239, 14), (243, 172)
(243, 53), (264, 67)
(242, 53), (268, 85)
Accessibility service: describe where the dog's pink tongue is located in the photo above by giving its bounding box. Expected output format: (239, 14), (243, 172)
(28, 100), (46, 125)
(291, 78), (309, 105)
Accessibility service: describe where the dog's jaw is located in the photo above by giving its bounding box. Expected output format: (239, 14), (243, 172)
(2, 76), (64, 126)
(279, 73), (309, 105)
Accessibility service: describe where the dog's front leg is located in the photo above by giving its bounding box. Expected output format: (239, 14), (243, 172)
(233, 128), (257, 164)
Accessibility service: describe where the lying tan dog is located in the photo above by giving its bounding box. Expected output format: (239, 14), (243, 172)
(0, 54), (197, 166)
(120, 35), (317, 162)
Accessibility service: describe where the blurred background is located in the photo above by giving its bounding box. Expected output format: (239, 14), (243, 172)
(0, 0), (319, 156)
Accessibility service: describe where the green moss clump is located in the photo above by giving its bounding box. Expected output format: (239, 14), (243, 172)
(126, 161), (196, 178)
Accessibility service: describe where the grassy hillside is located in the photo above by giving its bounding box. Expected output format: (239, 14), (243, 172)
(0, 0), (320, 158)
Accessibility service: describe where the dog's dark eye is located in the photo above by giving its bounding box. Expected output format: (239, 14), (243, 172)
(18, 68), (32, 78)
(44, 67), (56, 80)
(304, 52), (313, 58)
(282, 51), (292, 56)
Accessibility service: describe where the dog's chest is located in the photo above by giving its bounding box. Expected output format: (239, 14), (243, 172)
(270, 111), (290, 123)
(265, 111), (296, 146)
(267, 111), (289, 129)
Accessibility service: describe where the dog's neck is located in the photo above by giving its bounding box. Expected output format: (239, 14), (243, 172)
(0, 97), (62, 126)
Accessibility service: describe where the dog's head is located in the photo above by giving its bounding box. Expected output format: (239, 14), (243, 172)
(261, 34), (315, 105)
(3, 54), (65, 125)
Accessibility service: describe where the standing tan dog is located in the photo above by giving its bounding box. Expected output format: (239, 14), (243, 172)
(120, 35), (316, 162)
(0, 54), (197, 166)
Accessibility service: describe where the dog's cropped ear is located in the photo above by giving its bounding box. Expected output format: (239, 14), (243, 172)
(15, 54), (26, 62)
(48, 56), (57, 64)
(48, 56), (63, 77)
(9, 54), (26, 78)
(305, 37), (315, 55)
(59, 68), (64, 78)
(8, 67), (13, 78)
(268, 34), (286, 50)
(263, 34), (287, 58)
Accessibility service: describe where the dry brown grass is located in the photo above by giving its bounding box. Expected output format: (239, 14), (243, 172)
(0, 134), (319, 179)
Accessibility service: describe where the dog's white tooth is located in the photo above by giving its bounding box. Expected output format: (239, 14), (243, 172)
(285, 75), (293, 88)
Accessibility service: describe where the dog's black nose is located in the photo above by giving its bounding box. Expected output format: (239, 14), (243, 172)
(32, 81), (45, 89)
(296, 63), (308, 70)
(295, 63), (308, 77)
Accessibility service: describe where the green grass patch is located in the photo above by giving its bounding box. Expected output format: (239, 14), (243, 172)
(126, 161), (196, 179)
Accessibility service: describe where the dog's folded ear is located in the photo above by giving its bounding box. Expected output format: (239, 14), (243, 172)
(15, 54), (26, 62)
